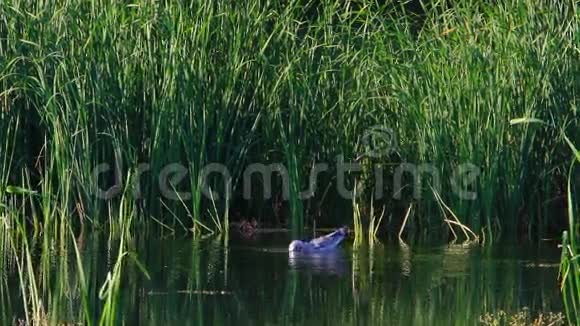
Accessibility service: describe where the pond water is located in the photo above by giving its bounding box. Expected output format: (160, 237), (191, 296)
(3, 231), (564, 325)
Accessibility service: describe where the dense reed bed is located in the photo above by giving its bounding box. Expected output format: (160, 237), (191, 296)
(0, 0), (577, 239)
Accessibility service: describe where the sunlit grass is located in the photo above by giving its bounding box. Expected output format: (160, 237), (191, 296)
(0, 0), (576, 238)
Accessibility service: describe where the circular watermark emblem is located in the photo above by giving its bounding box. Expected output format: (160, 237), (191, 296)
(361, 125), (397, 158)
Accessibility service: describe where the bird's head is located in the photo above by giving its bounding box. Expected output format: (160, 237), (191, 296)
(289, 240), (306, 252)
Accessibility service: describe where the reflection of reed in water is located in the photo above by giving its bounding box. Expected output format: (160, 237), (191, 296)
(399, 243), (412, 277)
(352, 245), (370, 324)
(441, 244), (475, 276)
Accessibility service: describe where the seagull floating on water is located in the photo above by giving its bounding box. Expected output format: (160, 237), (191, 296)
(288, 227), (348, 253)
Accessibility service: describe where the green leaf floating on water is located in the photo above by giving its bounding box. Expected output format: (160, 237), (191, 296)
(4, 185), (38, 195)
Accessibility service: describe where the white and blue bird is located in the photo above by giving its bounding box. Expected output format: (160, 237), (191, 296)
(288, 227), (348, 253)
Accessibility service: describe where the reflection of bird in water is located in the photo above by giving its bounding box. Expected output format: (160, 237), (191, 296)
(288, 250), (349, 276)
(288, 227), (348, 253)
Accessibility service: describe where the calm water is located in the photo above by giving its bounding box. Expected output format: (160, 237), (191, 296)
(3, 231), (563, 325)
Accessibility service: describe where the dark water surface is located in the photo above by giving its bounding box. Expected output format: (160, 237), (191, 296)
(4, 232), (563, 325)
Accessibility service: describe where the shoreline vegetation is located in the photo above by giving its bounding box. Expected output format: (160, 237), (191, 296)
(0, 0), (578, 324)
(0, 0), (577, 239)
(1, 0), (577, 241)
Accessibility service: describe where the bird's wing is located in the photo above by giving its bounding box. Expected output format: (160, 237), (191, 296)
(309, 228), (346, 247)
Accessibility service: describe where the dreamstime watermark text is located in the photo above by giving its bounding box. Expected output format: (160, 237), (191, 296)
(92, 126), (481, 201)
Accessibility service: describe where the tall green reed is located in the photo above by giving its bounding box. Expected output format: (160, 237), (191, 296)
(558, 146), (579, 323)
(1, 186), (149, 325)
(510, 116), (579, 322)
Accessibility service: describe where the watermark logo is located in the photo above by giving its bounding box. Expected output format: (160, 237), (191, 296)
(91, 126), (480, 202)
(361, 125), (397, 158)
